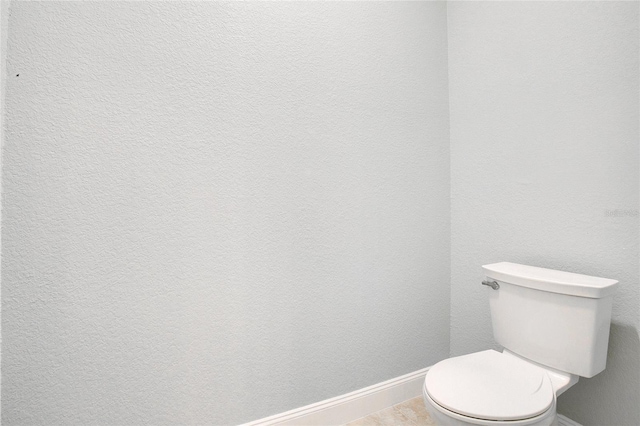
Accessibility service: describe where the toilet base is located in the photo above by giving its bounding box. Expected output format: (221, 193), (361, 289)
(422, 381), (558, 426)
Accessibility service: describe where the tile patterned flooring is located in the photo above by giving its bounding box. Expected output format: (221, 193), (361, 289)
(344, 397), (436, 425)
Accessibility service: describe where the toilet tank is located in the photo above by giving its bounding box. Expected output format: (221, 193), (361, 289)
(483, 262), (618, 378)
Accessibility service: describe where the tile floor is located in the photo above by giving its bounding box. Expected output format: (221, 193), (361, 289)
(344, 396), (436, 425)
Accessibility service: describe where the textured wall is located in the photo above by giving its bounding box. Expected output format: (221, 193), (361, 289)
(448, 2), (639, 425)
(2, 2), (450, 425)
(1, 2), (11, 422)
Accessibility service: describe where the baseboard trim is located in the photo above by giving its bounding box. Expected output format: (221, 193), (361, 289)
(557, 414), (582, 426)
(242, 367), (430, 426)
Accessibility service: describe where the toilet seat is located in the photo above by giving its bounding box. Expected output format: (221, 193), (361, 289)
(425, 350), (554, 421)
(422, 385), (556, 426)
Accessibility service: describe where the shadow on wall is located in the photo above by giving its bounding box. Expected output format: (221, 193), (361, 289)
(557, 323), (640, 426)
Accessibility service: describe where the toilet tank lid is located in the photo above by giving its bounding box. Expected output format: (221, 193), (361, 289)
(482, 262), (618, 299)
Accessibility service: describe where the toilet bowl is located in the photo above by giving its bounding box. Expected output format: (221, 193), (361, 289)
(423, 384), (556, 426)
(423, 262), (617, 425)
(423, 349), (577, 426)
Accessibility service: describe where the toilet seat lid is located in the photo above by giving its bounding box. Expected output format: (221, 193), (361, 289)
(425, 350), (554, 421)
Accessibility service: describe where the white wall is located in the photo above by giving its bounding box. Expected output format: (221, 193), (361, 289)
(448, 2), (639, 425)
(2, 2), (450, 425)
(0, 2), (12, 422)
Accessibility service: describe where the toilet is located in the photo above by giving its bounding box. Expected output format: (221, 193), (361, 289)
(423, 262), (618, 426)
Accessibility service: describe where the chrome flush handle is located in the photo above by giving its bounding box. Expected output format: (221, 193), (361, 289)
(482, 280), (500, 290)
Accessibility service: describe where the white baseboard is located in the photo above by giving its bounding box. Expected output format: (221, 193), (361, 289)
(557, 414), (583, 426)
(242, 367), (430, 426)
(242, 367), (582, 426)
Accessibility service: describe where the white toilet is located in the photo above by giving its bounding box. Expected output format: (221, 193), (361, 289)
(423, 262), (618, 426)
